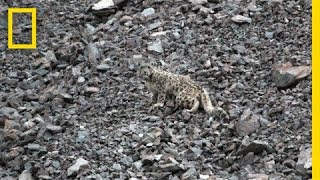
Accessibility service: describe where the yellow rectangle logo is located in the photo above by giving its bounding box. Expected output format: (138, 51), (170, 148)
(8, 8), (36, 49)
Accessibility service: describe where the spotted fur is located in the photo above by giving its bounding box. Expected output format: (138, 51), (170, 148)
(138, 64), (229, 119)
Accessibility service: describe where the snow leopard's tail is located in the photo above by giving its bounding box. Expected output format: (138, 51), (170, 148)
(200, 88), (229, 119)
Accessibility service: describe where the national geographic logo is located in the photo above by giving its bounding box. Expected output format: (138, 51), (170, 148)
(8, 8), (36, 49)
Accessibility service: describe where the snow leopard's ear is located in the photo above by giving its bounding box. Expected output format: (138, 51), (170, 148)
(149, 61), (158, 67)
(136, 57), (153, 70)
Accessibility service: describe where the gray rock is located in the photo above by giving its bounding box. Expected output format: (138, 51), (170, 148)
(159, 157), (182, 172)
(272, 62), (311, 88)
(45, 50), (58, 63)
(91, 0), (115, 10)
(124, 21), (133, 27)
(86, 43), (100, 65)
(8, 71), (18, 78)
(159, 162), (182, 172)
(4, 147), (24, 161)
(148, 39), (164, 53)
(141, 115), (162, 122)
(0, 12), (7, 30)
(76, 130), (90, 143)
(296, 147), (311, 175)
(181, 167), (197, 180)
(59, 92), (73, 100)
(77, 76), (85, 83)
(190, 146), (202, 157)
(0, 107), (22, 120)
(240, 108), (251, 121)
(86, 174), (103, 180)
(18, 170), (33, 180)
(204, 16), (214, 24)
(236, 140), (272, 156)
(120, 156), (133, 167)
(67, 157), (89, 176)
(38, 175), (52, 180)
(188, 0), (207, 5)
(142, 8), (155, 17)
(232, 15), (252, 24)
(232, 45), (247, 54)
(106, 17), (117, 25)
(4, 119), (21, 130)
(4, 129), (20, 141)
(148, 21), (162, 30)
(270, 0), (283, 5)
(283, 159), (296, 169)
(96, 64), (111, 71)
(46, 124), (62, 134)
(236, 109), (260, 136)
(151, 31), (167, 37)
(265, 31), (274, 39)
(26, 143), (41, 151)
(52, 160), (60, 169)
(228, 105), (241, 119)
(247, 2), (262, 11)
(120, 15), (133, 23)
(132, 160), (143, 171)
(141, 153), (155, 164)
(199, 174), (210, 179)
(246, 173), (269, 180)
(112, 163), (122, 171)
(85, 23), (96, 35)
(172, 30), (181, 39)
(85, 87), (100, 93)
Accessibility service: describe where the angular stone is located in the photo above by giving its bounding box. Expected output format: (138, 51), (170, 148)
(142, 8), (155, 17)
(86, 43), (100, 65)
(85, 87), (100, 93)
(236, 109), (260, 136)
(272, 62), (311, 88)
(92, 0), (115, 10)
(67, 158), (89, 176)
(296, 147), (311, 175)
(0, 107), (22, 120)
(4, 119), (21, 130)
(188, 0), (207, 5)
(148, 39), (163, 53)
(77, 76), (85, 83)
(18, 170), (34, 180)
(132, 160), (143, 171)
(159, 157), (182, 172)
(283, 159), (296, 169)
(265, 31), (274, 39)
(26, 143), (46, 151)
(246, 173), (269, 180)
(181, 167), (197, 180)
(96, 64), (111, 71)
(159, 162), (182, 172)
(120, 15), (133, 23)
(6, 147), (24, 160)
(112, 163), (122, 172)
(120, 156), (133, 167)
(232, 15), (252, 24)
(151, 31), (167, 37)
(45, 50), (58, 63)
(4, 129), (20, 141)
(141, 153), (155, 165)
(148, 21), (162, 31)
(76, 130), (90, 143)
(236, 140), (272, 156)
(46, 124), (62, 133)
(59, 92), (73, 100)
